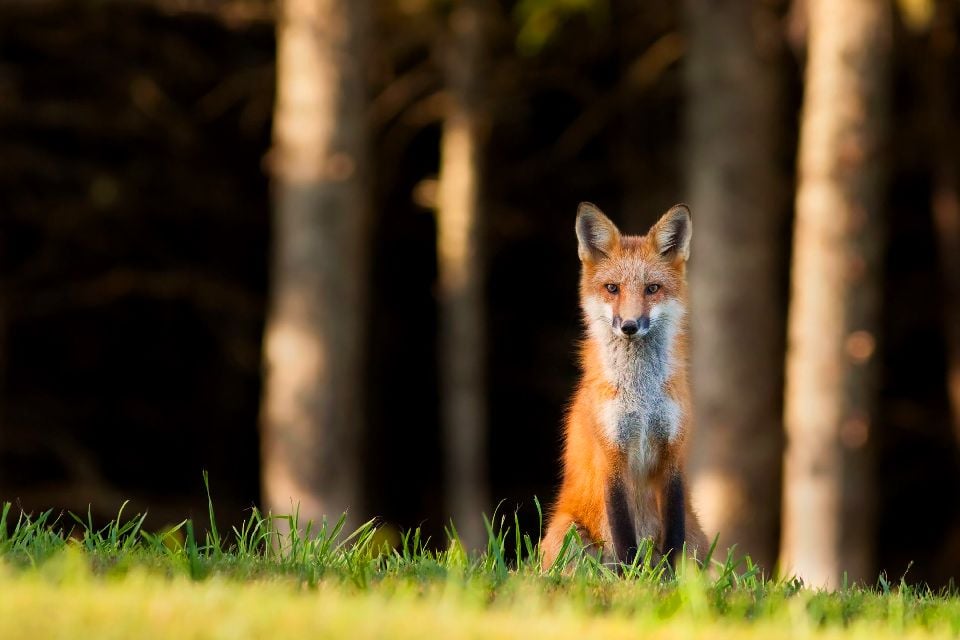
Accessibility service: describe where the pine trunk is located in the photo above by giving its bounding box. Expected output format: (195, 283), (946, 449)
(437, 0), (490, 550)
(780, 0), (890, 588)
(260, 0), (370, 529)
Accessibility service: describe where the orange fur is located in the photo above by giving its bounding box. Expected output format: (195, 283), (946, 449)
(541, 203), (707, 569)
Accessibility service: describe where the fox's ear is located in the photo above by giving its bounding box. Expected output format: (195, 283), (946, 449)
(576, 202), (621, 263)
(651, 204), (692, 262)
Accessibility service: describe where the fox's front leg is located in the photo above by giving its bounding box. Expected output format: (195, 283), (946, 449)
(661, 470), (686, 566)
(605, 474), (637, 568)
(541, 510), (600, 570)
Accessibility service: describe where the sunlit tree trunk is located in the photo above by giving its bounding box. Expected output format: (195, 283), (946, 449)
(684, 0), (785, 572)
(437, 0), (490, 550)
(261, 0), (370, 529)
(780, 0), (890, 588)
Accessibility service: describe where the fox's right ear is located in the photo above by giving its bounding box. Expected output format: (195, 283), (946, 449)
(576, 202), (621, 263)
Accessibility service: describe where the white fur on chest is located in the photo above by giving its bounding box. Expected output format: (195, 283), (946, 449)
(596, 397), (674, 556)
(593, 317), (683, 475)
(600, 392), (681, 473)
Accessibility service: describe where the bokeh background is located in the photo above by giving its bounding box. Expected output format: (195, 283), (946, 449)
(1, 0), (958, 589)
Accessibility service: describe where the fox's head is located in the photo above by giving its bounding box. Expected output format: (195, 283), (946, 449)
(575, 202), (692, 341)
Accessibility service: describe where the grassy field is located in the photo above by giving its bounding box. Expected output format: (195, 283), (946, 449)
(1, 492), (958, 639)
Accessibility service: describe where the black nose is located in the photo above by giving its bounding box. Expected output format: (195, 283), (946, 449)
(621, 320), (639, 336)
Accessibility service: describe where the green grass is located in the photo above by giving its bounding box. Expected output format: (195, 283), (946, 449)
(1, 490), (959, 639)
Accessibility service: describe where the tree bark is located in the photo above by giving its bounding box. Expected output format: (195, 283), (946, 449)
(437, 0), (490, 551)
(780, 0), (890, 588)
(684, 0), (785, 572)
(260, 0), (370, 530)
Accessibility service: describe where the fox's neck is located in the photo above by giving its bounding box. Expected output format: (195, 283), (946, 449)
(592, 321), (681, 395)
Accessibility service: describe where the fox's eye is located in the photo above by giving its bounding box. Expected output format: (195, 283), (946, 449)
(605, 284), (619, 294)
(645, 284), (660, 295)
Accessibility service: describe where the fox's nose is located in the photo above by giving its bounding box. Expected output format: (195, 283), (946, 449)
(620, 317), (650, 337)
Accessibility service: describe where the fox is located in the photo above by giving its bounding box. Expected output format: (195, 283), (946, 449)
(541, 202), (708, 571)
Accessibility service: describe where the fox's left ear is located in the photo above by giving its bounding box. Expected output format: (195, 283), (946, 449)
(651, 204), (692, 262)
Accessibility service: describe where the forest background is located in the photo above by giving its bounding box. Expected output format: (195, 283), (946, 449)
(1, 0), (958, 591)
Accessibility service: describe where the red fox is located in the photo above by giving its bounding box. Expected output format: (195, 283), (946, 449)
(541, 202), (707, 570)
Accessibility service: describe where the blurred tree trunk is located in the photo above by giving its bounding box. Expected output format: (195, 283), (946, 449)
(261, 0), (370, 529)
(926, 1), (960, 449)
(780, 0), (890, 588)
(437, 0), (490, 550)
(684, 0), (785, 572)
